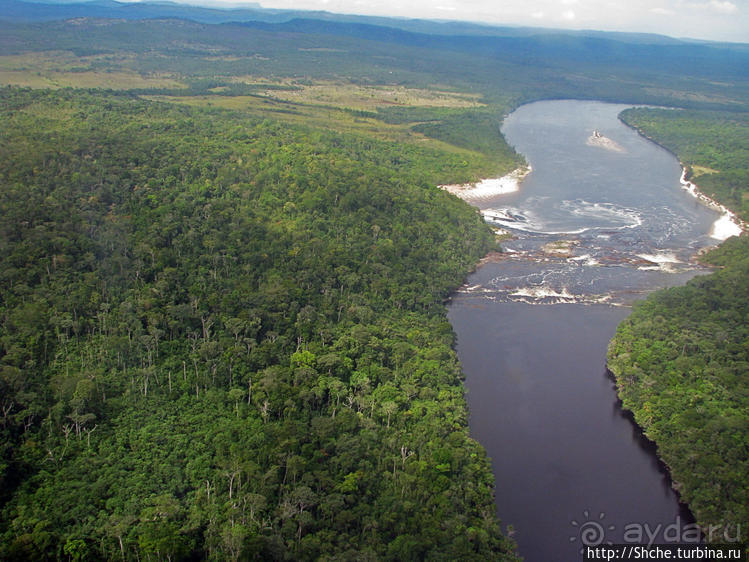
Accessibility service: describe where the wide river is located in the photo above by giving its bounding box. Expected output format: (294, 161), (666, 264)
(447, 100), (724, 561)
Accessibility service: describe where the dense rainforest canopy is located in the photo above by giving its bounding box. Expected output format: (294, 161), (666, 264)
(0, 88), (517, 560)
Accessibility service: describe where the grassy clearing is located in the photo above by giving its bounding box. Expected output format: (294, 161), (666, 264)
(4, 70), (185, 89)
(0, 70), (54, 88)
(146, 93), (485, 156)
(0, 50), (92, 72)
(0, 49), (506, 177)
(691, 165), (719, 177)
(254, 80), (484, 111)
(0, 51), (480, 111)
(0, 50), (185, 89)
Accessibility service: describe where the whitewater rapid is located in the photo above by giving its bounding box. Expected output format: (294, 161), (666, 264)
(452, 101), (729, 307)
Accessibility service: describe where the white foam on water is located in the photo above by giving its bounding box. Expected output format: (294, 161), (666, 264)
(487, 199), (643, 235)
(635, 251), (686, 272)
(482, 207), (537, 231)
(508, 286), (585, 304)
(507, 285), (612, 305)
(511, 286), (574, 299)
(680, 167), (745, 240)
(569, 254), (600, 266)
(483, 207), (591, 235)
(561, 199), (643, 229)
(636, 251), (681, 264)
(710, 213), (743, 241)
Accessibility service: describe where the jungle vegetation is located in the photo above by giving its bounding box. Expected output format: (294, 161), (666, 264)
(1, 3), (749, 559)
(0, 87), (515, 560)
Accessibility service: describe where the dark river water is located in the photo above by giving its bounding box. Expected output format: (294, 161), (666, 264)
(447, 100), (722, 561)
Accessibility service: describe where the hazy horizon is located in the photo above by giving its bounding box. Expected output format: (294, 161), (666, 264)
(101, 0), (749, 43)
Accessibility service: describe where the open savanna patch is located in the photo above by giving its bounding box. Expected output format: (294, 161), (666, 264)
(0, 51), (185, 89)
(143, 92), (490, 163)
(228, 78), (484, 111)
(691, 165), (719, 177)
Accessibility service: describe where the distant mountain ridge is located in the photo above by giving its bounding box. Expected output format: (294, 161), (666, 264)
(0, 0), (274, 24)
(228, 17), (748, 83)
(1, 0), (743, 48)
(3, 0), (749, 77)
(1, 0), (748, 104)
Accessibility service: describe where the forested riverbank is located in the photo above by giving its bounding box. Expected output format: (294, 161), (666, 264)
(608, 108), (749, 545)
(0, 88), (518, 560)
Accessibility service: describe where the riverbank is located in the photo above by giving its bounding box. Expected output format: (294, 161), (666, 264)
(606, 250), (749, 544)
(439, 166), (531, 202)
(609, 106), (749, 547)
(618, 112), (745, 242)
(679, 168), (745, 241)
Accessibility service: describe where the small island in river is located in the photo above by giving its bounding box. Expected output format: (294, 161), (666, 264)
(587, 129), (626, 152)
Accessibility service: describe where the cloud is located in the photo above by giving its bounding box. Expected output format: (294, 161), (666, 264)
(249, 0), (749, 42)
(686, 0), (738, 14)
(650, 7), (676, 15)
(708, 0), (737, 14)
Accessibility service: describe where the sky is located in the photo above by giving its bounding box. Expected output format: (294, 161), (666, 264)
(242, 0), (749, 43)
